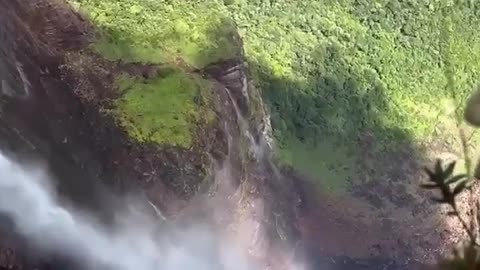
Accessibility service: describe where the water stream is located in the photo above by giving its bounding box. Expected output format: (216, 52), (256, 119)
(224, 87), (263, 161)
(223, 86), (286, 187)
(0, 153), (257, 270)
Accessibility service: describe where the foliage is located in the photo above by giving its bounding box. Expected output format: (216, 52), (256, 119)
(227, 0), (480, 140)
(69, 0), (480, 188)
(422, 157), (480, 269)
(68, 0), (241, 68)
(423, 160), (469, 205)
(68, 0), (235, 148)
(112, 69), (215, 148)
(224, 0), (480, 188)
(278, 135), (356, 192)
(423, 33), (480, 267)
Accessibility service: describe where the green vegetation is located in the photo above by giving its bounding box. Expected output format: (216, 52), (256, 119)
(112, 70), (215, 148)
(228, 1), (480, 190)
(279, 136), (356, 192)
(69, 0), (241, 68)
(70, 0), (480, 189)
(68, 0), (238, 149)
(422, 157), (476, 270)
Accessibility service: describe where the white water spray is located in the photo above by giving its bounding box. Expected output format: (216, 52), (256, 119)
(0, 153), (257, 270)
(224, 87), (263, 161)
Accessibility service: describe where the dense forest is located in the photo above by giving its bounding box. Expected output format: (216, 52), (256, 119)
(69, 0), (480, 191)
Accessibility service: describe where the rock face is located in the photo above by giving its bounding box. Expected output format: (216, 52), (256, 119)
(0, 0), (301, 269)
(0, 0), (107, 208)
(203, 58), (249, 115)
(0, 1), (468, 270)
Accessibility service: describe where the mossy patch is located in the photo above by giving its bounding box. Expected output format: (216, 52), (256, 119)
(68, 0), (240, 68)
(112, 69), (215, 148)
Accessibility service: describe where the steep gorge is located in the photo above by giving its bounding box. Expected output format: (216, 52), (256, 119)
(0, 0), (467, 270)
(0, 1), (302, 268)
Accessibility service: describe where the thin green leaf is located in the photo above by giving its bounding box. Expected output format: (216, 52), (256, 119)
(453, 181), (468, 195)
(435, 159), (443, 175)
(445, 174), (468, 185)
(424, 167), (435, 181)
(443, 161), (456, 179)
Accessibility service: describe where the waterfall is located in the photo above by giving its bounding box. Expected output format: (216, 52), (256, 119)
(0, 153), (257, 270)
(224, 87), (264, 162)
(147, 200), (167, 221)
(223, 85), (285, 183)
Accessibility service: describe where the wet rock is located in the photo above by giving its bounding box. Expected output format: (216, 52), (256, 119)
(203, 58), (250, 116)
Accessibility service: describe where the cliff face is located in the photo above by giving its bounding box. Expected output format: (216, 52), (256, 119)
(0, 0), (301, 269)
(0, 1), (468, 270)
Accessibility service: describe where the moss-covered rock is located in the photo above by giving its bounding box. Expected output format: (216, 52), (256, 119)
(112, 69), (215, 148)
(68, 0), (243, 148)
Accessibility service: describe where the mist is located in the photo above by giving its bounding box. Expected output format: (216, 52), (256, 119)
(0, 153), (258, 270)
